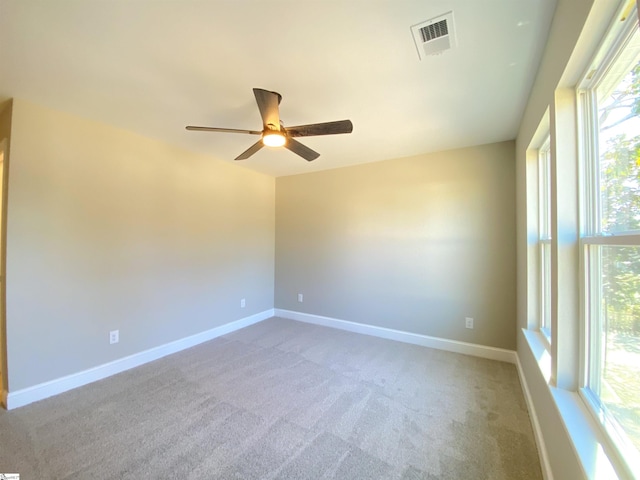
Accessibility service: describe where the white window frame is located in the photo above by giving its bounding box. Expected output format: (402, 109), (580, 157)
(577, 5), (640, 475)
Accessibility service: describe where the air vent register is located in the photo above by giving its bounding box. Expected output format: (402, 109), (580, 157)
(411, 11), (456, 60)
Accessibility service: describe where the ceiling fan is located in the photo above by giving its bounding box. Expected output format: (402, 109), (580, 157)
(186, 88), (353, 162)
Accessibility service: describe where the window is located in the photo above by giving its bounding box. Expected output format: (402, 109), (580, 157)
(538, 137), (552, 342)
(579, 8), (640, 473)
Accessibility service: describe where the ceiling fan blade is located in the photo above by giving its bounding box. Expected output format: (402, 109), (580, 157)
(285, 120), (353, 137)
(235, 140), (264, 161)
(186, 126), (261, 135)
(253, 88), (282, 130)
(285, 138), (320, 162)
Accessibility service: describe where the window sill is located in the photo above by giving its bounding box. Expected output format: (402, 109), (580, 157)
(522, 329), (623, 479)
(539, 326), (552, 347)
(551, 388), (621, 479)
(522, 328), (551, 383)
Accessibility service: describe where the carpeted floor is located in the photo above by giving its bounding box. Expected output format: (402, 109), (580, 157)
(0, 317), (542, 479)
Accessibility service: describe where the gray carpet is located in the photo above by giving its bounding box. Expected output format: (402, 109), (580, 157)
(0, 317), (542, 479)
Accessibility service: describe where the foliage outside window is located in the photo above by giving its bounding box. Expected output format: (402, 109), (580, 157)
(579, 14), (640, 475)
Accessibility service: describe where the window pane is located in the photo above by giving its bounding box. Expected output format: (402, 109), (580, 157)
(541, 241), (552, 334)
(539, 143), (551, 240)
(538, 138), (552, 340)
(598, 245), (640, 452)
(597, 33), (640, 234)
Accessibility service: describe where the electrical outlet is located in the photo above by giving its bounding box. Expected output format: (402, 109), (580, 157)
(298, 293), (303, 303)
(465, 317), (474, 329)
(240, 298), (246, 308)
(109, 330), (119, 344)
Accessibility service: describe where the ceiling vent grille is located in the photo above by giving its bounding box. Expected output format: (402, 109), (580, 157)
(420, 19), (448, 43)
(411, 12), (456, 60)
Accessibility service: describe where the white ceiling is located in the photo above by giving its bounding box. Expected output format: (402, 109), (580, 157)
(0, 0), (557, 177)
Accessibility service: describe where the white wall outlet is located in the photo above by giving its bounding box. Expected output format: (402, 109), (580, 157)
(240, 298), (246, 308)
(298, 293), (303, 303)
(465, 317), (474, 329)
(109, 330), (119, 344)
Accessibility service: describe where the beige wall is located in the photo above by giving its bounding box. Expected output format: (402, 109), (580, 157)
(276, 141), (516, 350)
(5, 99), (275, 391)
(0, 100), (12, 396)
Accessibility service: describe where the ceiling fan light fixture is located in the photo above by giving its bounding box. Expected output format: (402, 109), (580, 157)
(262, 131), (286, 147)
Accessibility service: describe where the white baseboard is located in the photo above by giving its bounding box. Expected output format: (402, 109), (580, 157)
(515, 355), (554, 480)
(6, 309), (274, 410)
(274, 309), (516, 364)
